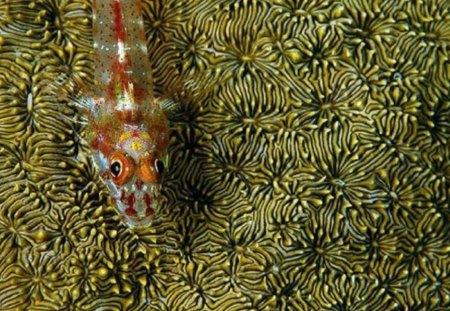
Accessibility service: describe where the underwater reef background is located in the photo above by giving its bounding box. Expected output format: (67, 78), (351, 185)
(0, 0), (449, 310)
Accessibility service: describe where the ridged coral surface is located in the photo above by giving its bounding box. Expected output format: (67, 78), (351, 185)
(0, 0), (449, 310)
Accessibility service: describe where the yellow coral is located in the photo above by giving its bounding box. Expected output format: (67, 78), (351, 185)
(0, 0), (448, 309)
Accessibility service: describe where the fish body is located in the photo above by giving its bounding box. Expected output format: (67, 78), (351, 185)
(86, 0), (169, 228)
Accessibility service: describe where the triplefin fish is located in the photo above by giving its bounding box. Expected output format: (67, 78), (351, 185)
(84, 0), (169, 228)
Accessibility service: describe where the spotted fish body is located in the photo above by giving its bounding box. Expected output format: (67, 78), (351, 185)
(86, 0), (169, 228)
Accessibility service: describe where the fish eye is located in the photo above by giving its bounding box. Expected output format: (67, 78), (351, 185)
(110, 161), (122, 177)
(155, 159), (164, 174)
(109, 151), (135, 185)
(138, 153), (164, 183)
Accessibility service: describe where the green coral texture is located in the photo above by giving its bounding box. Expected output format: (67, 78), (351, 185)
(0, 0), (449, 310)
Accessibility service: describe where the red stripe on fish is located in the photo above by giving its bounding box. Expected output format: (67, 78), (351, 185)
(113, 0), (125, 43)
(125, 193), (137, 216)
(111, 0), (134, 100)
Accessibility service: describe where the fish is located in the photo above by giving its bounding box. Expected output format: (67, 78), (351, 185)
(81, 0), (170, 228)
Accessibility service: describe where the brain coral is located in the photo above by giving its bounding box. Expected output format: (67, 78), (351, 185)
(0, 0), (449, 310)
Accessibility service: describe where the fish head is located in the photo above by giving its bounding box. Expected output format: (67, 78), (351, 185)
(91, 123), (169, 228)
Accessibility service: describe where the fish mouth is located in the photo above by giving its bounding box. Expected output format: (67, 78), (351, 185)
(114, 182), (161, 228)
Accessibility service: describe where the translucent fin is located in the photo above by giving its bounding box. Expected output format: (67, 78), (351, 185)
(183, 68), (222, 101)
(158, 97), (179, 114)
(45, 69), (94, 113)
